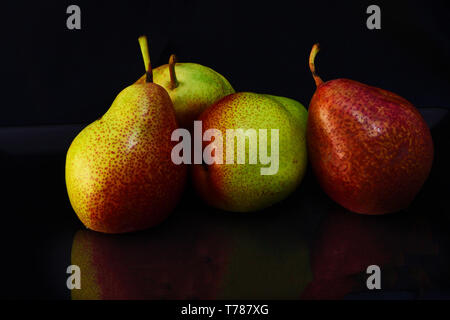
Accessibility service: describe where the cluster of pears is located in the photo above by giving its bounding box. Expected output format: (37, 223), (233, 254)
(66, 36), (307, 233)
(66, 36), (433, 234)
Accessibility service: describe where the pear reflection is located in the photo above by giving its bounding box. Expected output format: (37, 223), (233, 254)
(302, 209), (439, 299)
(71, 219), (228, 300)
(71, 210), (312, 300)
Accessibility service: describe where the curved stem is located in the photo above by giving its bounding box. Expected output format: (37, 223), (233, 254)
(138, 35), (153, 83)
(309, 43), (323, 87)
(169, 54), (179, 89)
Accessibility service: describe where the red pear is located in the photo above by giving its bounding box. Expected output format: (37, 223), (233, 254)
(306, 44), (434, 215)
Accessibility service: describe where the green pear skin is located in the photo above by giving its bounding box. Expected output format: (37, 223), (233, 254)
(137, 58), (235, 128)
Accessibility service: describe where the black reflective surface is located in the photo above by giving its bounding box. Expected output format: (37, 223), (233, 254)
(1, 108), (449, 300)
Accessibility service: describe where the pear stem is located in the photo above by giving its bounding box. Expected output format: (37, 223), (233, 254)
(169, 54), (179, 89)
(309, 43), (324, 87)
(138, 35), (153, 83)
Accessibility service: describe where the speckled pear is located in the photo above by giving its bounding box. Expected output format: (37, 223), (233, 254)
(65, 36), (186, 233)
(306, 43), (434, 215)
(192, 92), (308, 212)
(136, 55), (234, 128)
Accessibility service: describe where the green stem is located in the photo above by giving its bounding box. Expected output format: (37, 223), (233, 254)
(138, 35), (153, 83)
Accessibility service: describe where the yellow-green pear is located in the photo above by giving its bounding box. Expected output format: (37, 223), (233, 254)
(136, 55), (234, 128)
(66, 36), (187, 234)
(193, 92), (308, 212)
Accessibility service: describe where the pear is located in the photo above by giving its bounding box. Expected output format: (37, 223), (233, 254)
(306, 43), (434, 215)
(65, 36), (186, 234)
(136, 55), (234, 128)
(192, 92), (308, 212)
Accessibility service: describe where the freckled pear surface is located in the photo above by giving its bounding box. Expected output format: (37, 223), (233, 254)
(307, 78), (434, 214)
(137, 62), (235, 128)
(66, 83), (186, 233)
(193, 92), (308, 212)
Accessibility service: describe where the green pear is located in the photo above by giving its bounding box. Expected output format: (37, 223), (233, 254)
(65, 36), (187, 234)
(192, 92), (308, 212)
(264, 94), (308, 129)
(136, 55), (235, 128)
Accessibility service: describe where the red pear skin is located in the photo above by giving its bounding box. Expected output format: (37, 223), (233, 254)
(307, 44), (434, 215)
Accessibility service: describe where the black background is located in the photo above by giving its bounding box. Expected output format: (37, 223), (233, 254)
(1, 0), (449, 300)
(3, 0), (450, 126)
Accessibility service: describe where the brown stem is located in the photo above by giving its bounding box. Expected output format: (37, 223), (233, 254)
(145, 65), (153, 83)
(169, 54), (179, 89)
(309, 43), (324, 87)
